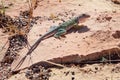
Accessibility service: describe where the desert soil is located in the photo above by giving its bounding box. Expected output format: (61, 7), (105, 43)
(0, 0), (120, 80)
(9, 63), (120, 80)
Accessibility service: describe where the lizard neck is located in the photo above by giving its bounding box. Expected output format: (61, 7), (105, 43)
(59, 17), (78, 29)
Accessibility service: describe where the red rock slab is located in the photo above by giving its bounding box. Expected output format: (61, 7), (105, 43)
(11, 29), (120, 71)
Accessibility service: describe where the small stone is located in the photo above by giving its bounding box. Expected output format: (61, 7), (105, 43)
(95, 67), (98, 70)
(39, 34), (42, 36)
(65, 41), (67, 43)
(61, 19), (65, 22)
(53, 21), (55, 23)
(78, 4), (81, 6)
(77, 44), (80, 46)
(111, 0), (120, 4)
(112, 10), (116, 13)
(105, 16), (112, 21)
(72, 77), (75, 80)
(71, 71), (75, 75)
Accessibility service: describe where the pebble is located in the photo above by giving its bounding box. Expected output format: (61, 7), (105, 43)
(25, 66), (51, 80)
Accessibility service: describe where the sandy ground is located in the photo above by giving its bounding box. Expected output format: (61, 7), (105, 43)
(0, 0), (120, 80)
(9, 63), (120, 80)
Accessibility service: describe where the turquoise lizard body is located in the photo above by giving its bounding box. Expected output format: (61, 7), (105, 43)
(51, 17), (78, 38)
(44, 14), (90, 39)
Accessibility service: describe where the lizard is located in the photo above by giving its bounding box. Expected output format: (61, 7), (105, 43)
(13, 13), (90, 70)
(40, 13), (90, 39)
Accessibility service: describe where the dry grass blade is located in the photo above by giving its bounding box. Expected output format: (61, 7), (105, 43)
(48, 0), (62, 3)
(26, 0), (38, 33)
(28, 0), (38, 18)
(31, 0), (38, 9)
(0, 40), (8, 53)
(0, 0), (5, 15)
(13, 59), (66, 73)
(28, 0), (33, 19)
(26, 0), (34, 34)
(44, 60), (66, 68)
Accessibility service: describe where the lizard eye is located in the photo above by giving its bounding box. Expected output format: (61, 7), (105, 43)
(82, 14), (86, 16)
(82, 14), (90, 18)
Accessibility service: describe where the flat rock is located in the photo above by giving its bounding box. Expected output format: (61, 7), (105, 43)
(10, 0), (120, 71)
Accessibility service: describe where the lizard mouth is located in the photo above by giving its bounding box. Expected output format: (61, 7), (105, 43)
(77, 14), (90, 23)
(78, 17), (90, 23)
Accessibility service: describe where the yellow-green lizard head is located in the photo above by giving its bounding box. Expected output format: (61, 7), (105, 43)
(76, 14), (90, 23)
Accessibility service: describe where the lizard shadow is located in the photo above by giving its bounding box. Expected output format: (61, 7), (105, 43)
(67, 26), (90, 34)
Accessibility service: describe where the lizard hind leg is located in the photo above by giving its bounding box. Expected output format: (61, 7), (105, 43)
(54, 28), (66, 38)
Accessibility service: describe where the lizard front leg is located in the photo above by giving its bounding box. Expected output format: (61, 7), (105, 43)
(73, 23), (85, 29)
(54, 28), (66, 38)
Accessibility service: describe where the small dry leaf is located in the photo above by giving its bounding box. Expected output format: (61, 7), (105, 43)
(59, 0), (61, 3)
(50, 13), (57, 19)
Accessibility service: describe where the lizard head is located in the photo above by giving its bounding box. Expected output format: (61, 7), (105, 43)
(76, 14), (90, 23)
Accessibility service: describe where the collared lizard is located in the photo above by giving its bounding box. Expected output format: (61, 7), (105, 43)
(14, 13), (90, 70)
(42, 13), (90, 39)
